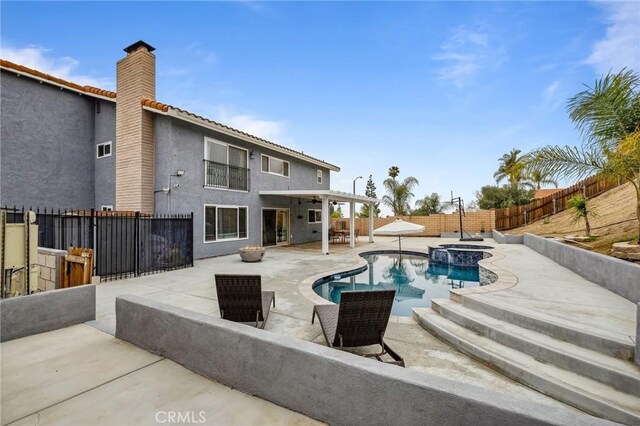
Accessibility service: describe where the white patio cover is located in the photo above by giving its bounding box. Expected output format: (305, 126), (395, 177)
(374, 219), (424, 251)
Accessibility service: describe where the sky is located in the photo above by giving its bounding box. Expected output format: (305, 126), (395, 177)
(1, 1), (639, 216)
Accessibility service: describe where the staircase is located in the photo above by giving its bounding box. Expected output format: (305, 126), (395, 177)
(414, 295), (640, 425)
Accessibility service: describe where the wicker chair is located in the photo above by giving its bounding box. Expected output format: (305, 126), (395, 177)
(312, 290), (404, 366)
(214, 274), (275, 329)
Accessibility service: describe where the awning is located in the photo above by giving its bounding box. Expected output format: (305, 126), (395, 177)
(258, 190), (378, 204)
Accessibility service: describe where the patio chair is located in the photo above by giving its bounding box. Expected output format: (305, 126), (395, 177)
(311, 290), (404, 366)
(214, 274), (275, 329)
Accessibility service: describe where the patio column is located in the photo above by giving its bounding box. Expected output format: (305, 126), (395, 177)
(349, 201), (356, 248)
(321, 195), (329, 255)
(368, 204), (374, 243)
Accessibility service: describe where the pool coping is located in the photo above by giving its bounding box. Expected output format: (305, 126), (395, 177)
(449, 251), (519, 302)
(298, 249), (518, 323)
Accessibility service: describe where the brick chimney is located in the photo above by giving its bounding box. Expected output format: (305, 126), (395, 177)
(115, 41), (156, 213)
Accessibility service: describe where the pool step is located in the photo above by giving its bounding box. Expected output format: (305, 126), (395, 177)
(414, 307), (640, 425)
(431, 298), (640, 396)
(458, 294), (635, 360)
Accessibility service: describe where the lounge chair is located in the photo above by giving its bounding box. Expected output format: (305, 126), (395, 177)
(214, 274), (275, 329)
(311, 290), (404, 366)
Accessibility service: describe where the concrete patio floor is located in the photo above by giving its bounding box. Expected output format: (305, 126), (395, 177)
(1, 324), (321, 426)
(86, 235), (632, 411)
(4, 235), (635, 424)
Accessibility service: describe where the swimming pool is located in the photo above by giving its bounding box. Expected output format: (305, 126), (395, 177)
(312, 251), (483, 317)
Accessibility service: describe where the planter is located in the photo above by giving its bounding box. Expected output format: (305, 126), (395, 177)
(239, 247), (265, 262)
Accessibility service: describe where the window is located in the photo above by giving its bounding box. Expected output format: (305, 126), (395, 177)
(97, 141), (112, 158)
(308, 209), (322, 224)
(101, 205), (113, 211)
(317, 170), (323, 184)
(204, 138), (248, 191)
(204, 205), (248, 242)
(261, 155), (290, 177)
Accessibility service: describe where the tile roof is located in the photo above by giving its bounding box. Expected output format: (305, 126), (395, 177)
(141, 98), (339, 171)
(1, 57), (337, 171)
(0, 59), (117, 99)
(534, 188), (562, 199)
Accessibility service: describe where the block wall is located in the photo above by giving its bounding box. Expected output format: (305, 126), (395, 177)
(336, 210), (495, 237)
(36, 248), (67, 292)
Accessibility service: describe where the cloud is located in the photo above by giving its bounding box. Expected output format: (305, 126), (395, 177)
(212, 107), (298, 149)
(586, 1), (640, 73)
(186, 42), (217, 64)
(542, 80), (561, 104)
(432, 25), (494, 88)
(0, 45), (112, 89)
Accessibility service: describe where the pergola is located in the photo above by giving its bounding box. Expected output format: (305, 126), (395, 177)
(258, 190), (379, 254)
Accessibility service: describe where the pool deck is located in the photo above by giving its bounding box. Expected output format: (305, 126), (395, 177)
(3, 236), (637, 424)
(89, 236), (636, 407)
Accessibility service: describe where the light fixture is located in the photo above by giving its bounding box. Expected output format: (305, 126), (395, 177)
(249, 151), (255, 160)
(176, 170), (185, 176)
(353, 176), (363, 194)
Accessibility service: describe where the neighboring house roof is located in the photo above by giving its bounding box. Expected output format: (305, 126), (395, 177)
(534, 188), (562, 199)
(0, 58), (339, 172)
(141, 99), (340, 172)
(1, 59), (117, 100)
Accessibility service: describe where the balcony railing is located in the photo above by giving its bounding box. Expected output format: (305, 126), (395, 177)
(204, 160), (249, 191)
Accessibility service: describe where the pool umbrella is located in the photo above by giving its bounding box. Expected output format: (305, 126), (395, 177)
(374, 219), (425, 252)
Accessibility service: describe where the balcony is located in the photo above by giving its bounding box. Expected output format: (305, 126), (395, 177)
(204, 160), (249, 191)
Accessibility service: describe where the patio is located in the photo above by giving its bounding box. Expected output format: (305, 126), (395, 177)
(4, 235), (637, 424)
(89, 236), (590, 409)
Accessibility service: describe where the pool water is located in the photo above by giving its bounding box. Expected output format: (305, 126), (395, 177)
(313, 252), (482, 317)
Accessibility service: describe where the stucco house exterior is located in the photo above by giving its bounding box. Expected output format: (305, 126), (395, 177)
(1, 41), (376, 259)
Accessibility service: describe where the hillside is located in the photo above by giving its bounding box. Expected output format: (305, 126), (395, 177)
(505, 181), (637, 255)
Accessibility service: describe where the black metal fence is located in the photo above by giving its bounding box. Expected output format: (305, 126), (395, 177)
(2, 206), (194, 281)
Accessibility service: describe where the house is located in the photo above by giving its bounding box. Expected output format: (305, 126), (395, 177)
(1, 41), (376, 258)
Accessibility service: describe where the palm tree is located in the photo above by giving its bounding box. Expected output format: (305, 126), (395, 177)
(526, 169), (559, 190)
(381, 167), (419, 216)
(494, 149), (526, 185)
(567, 195), (593, 237)
(526, 69), (640, 243)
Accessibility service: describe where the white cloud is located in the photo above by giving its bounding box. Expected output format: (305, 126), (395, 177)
(542, 80), (561, 104)
(0, 45), (112, 89)
(432, 25), (495, 88)
(586, 1), (640, 73)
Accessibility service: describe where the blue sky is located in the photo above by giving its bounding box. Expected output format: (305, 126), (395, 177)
(2, 1), (639, 215)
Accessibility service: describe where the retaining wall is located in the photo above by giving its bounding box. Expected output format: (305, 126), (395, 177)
(523, 234), (640, 303)
(1, 285), (96, 342)
(492, 229), (524, 244)
(115, 294), (610, 426)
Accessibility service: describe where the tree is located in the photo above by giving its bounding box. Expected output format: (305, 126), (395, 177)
(331, 205), (343, 219)
(475, 184), (534, 209)
(413, 193), (444, 215)
(526, 69), (640, 243)
(525, 169), (559, 190)
(567, 195), (594, 237)
(381, 167), (419, 216)
(359, 175), (381, 218)
(494, 148), (526, 185)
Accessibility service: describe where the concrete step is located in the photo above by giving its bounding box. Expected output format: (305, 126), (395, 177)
(459, 294), (635, 360)
(431, 298), (640, 396)
(414, 307), (640, 425)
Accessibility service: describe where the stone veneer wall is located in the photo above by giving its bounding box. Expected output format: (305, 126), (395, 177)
(36, 248), (67, 292)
